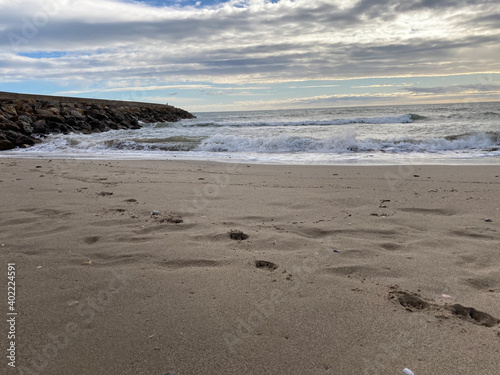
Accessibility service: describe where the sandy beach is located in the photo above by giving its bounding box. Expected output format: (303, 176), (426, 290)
(1, 158), (499, 375)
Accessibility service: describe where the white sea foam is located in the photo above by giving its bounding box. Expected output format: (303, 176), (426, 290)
(3, 102), (500, 165)
(196, 133), (499, 154)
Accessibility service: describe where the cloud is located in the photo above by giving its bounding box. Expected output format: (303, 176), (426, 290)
(288, 84), (340, 88)
(352, 84), (397, 88)
(57, 84), (216, 95)
(0, 0), (498, 101)
(233, 91), (407, 108)
(405, 83), (500, 95)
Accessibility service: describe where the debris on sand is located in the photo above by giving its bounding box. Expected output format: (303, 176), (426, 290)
(97, 191), (113, 197)
(229, 229), (248, 240)
(255, 260), (278, 270)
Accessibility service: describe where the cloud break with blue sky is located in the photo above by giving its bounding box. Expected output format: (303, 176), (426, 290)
(0, 0), (499, 111)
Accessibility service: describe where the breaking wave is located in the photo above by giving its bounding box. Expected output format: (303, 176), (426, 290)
(5, 102), (499, 164)
(196, 132), (500, 154)
(15, 131), (500, 155)
(160, 114), (419, 128)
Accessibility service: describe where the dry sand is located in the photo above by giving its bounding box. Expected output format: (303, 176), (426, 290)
(1, 158), (499, 375)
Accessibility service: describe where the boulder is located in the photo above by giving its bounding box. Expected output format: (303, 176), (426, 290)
(0, 94), (195, 151)
(2, 104), (17, 117)
(21, 103), (34, 114)
(13, 100), (24, 111)
(0, 120), (20, 132)
(32, 119), (49, 134)
(0, 137), (14, 150)
(0, 114), (10, 124)
(69, 109), (84, 118)
(18, 114), (34, 123)
(48, 106), (60, 115)
(13, 133), (36, 147)
(35, 108), (55, 118)
(45, 115), (65, 124)
(62, 102), (75, 109)
(17, 121), (33, 134)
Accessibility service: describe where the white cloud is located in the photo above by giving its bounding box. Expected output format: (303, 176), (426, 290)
(0, 0), (498, 109)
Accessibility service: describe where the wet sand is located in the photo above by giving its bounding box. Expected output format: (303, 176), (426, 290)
(1, 158), (499, 374)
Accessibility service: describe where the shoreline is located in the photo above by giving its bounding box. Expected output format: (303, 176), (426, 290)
(2, 159), (499, 374)
(1, 152), (500, 166)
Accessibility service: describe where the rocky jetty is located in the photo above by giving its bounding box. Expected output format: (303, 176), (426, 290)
(0, 92), (195, 150)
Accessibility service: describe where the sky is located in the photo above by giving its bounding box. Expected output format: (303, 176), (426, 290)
(0, 0), (499, 112)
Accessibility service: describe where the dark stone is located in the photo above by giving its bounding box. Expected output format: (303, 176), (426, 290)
(70, 109), (84, 118)
(35, 108), (54, 118)
(78, 123), (92, 133)
(45, 115), (65, 125)
(0, 137), (14, 150)
(14, 134), (35, 146)
(17, 121), (33, 134)
(0, 118), (20, 132)
(32, 119), (49, 134)
(18, 114), (34, 123)
(65, 117), (78, 127)
(0, 93), (195, 151)
(2, 104), (17, 117)
(94, 112), (109, 121)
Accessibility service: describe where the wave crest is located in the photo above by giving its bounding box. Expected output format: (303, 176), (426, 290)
(196, 132), (500, 154)
(177, 114), (415, 128)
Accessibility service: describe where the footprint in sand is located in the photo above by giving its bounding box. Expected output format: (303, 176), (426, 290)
(255, 260), (278, 271)
(97, 191), (113, 197)
(389, 288), (500, 328)
(83, 236), (100, 244)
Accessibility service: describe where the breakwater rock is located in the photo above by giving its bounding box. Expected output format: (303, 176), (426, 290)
(0, 92), (195, 150)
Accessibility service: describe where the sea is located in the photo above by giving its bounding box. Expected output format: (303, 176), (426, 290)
(3, 101), (500, 165)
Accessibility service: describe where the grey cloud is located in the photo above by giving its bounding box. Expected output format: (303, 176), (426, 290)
(0, 1), (377, 52)
(2, 30), (498, 84)
(352, 0), (496, 13)
(406, 84), (500, 94)
(0, 0), (498, 86)
(348, 35), (498, 59)
(347, 0), (499, 25)
(466, 13), (500, 29)
(2, 19), (217, 49)
(200, 52), (310, 67)
(286, 94), (405, 107)
(276, 1), (358, 27)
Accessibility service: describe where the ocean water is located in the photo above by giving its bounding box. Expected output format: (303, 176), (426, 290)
(3, 102), (500, 165)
